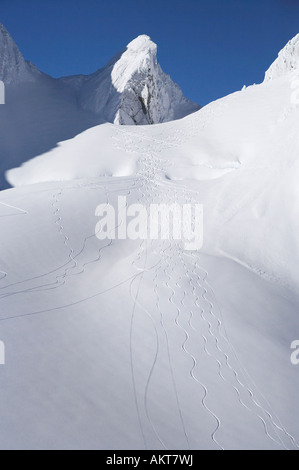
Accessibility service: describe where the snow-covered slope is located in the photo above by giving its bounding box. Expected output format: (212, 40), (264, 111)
(8, 54), (299, 291)
(0, 33), (299, 450)
(0, 175), (298, 450)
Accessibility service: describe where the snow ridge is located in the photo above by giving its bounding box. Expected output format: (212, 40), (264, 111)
(265, 33), (299, 81)
(0, 23), (40, 83)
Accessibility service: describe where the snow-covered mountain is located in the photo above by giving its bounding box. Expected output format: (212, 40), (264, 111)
(73, 35), (200, 125)
(0, 24), (41, 83)
(0, 33), (299, 450)
(0, 25), (199, 189)
(8, 34), (299, 288)
(265, 33), (299, 81)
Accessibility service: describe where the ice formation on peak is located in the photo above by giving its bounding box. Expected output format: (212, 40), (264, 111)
(126, 34), (156, 52)
(109, 34), (200, 124)
(75, 33), (200, 125)
(111, 35), (158, 93)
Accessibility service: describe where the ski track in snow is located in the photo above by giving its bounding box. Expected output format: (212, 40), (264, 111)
(163, 176), (225, 450)
(195, 263), (299, 450)
(0, 200), (29, 285)
(141, 123), (226, 449)
(113, 120), (297, 450)
(178, 180), (296, 450)
(0, 179), (142, 299)
(118, 124), (192, 450)
(119, 124), (223, 450)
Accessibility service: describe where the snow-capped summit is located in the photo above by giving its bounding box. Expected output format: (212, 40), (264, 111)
(76, 34), (200, 125)
(125, 34), (156, 53)
(0, 23), (39, 83)
(264, 33), (299, 81)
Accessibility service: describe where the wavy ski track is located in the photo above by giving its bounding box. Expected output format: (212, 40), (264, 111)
(140, 158), (222, 449)
(194, 259), (299, 450)
(0, 179), (143, 302)
(133, 119), (295, 450)
(177, 181), (296, 449)
(120, 124), (226, 450)
(163, 242), (223, 450)
(174, 175), (294, 449)
(178, 171), (298, 450)
(161, 188), (224, 450)
(116, 125), (166, 449)
(137, 146), (223, 449)
(182, 250), (286, 449)
(0, 201), (28, 286)
(118, 125), (191, 450)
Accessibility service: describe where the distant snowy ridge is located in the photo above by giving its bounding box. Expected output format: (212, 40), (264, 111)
(265, 33), (299, 81)
(0, 24), (41, 83)
(0, 25), (199, 124)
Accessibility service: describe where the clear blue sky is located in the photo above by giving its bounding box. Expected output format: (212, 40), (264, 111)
(1, 0), (299, 105)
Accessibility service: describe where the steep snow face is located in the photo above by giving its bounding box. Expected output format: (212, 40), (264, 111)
(113, 35), (200, 125)
(0, 24), (39, 83)
(78, 35), (200, 124)
(265, 33), (299, 81)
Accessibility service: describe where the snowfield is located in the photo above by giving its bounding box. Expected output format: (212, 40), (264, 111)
(0, 27), (299, 449)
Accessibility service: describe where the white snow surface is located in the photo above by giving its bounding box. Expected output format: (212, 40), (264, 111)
(265, 33), (299, 81)
(0, 32), (299, 450)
